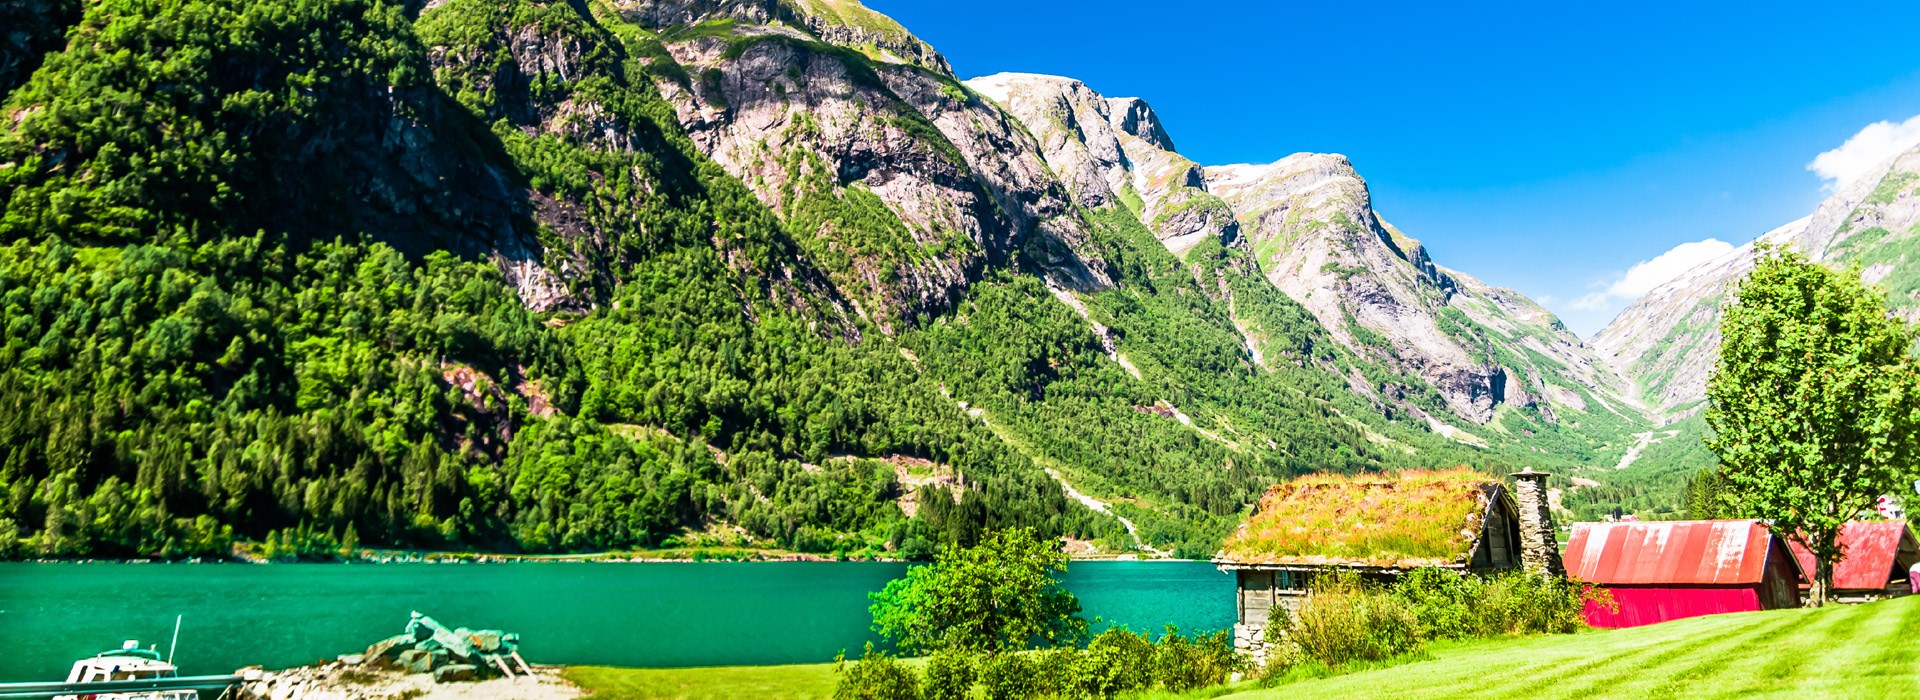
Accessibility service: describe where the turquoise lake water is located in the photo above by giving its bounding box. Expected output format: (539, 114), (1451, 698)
(0, 561), (1233, 681)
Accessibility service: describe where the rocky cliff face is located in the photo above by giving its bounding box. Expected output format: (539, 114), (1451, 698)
(1595, 145), (1920, 417)
(623, 17), (1110, 328)
(965, 73), (1238, 256)
(962, 73), (1635, 429)
(1207, 155), (1633, 425)
(617, 0), (951, 73)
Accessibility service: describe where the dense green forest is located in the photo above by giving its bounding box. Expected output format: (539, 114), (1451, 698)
(0, 0), (1676, 561)
(0, 0), (1122, 559)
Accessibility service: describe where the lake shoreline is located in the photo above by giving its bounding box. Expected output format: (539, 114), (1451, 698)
(4, 560), (1233, 679)
(6, 550), (1192, 565)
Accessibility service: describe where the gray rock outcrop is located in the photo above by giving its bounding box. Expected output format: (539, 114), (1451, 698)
(1207, 155), (1632, 425)
(966, 73), (1239, 256)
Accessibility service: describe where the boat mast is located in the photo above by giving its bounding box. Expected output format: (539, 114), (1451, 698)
(168, 615), (182, 665)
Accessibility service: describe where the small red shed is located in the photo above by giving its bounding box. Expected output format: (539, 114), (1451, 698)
(1564, 520), (1803, 628)
(1784, 521), (1920, 602)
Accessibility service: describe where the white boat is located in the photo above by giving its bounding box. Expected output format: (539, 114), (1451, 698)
(53, 641), (197, 700)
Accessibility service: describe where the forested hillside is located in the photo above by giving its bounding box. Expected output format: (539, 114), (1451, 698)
(0, 0), (1652, 560)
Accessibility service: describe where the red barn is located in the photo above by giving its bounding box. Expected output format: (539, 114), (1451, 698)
(1565, 520), (1803, 628)
(1785, 521), (1920, 602)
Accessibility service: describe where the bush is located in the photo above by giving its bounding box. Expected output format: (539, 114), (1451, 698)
(1257, 604), (1301, 680)
(1079, 627), (1155, 696)
(1390, 569), (1593, 638)
(1192, 629), (1243, 689)
(1152, 626), (1213, 692)
(1289, 572), (1423, 666)
(979, 653), (1036, 700)
(921, 648), (976, 700)
(834, 643), (920, 700)
(1031, 647), (1081, 697)
(1390, 567), (1480, 639)
(1471, 572), (1590, 635)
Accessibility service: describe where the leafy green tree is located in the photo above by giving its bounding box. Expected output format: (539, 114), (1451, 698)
(870, 527), (1088, 654)
(1705, 247), (1920, 605)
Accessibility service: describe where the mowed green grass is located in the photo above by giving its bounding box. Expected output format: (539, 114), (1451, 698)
(566, 596), (1920, 699)
(1226, 594), (1920, 699)
(564, 663), (844, 699)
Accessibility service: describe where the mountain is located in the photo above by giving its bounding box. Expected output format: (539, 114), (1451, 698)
(1203, 155), (1636, 428)
(1596, 144), (1920, 418)
(966, 75), (1642, 439)
(964, 73), (1239, 257)
(0, 0), (1652, 560)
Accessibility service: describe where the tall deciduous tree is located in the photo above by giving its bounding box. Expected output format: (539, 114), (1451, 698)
(869, 527), (1088, 654)
(1705, 247), (1920, 606)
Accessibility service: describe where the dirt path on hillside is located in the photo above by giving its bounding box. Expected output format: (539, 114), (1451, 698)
(1045, 468), (1171, 558)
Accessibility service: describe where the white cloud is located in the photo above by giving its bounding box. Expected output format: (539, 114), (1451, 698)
(1569, 292), (1612, 312)
(1569, 238), (1737, 313)
(1808, 113), (1920, 189)
(1606, 238), (1735, 298)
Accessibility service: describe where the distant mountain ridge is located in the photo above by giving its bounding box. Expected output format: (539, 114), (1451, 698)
(1595, 144), (1920, 418)
(966, 74), (1640, 433)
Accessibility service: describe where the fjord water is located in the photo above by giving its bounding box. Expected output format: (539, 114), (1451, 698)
(0, 561), (1231, 681)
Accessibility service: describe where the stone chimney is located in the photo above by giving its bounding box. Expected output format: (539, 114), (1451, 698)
(1510, 467), (1565, 578)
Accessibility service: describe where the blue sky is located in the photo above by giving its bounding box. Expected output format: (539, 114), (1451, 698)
(866, 0), (1920, 336)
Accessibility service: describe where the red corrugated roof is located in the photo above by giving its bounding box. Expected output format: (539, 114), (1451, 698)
(1565, 520), (1781, 586)
(1784, 521), (1917, 591)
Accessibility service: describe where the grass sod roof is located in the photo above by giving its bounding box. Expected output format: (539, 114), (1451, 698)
(1217, 468), (1506, 568)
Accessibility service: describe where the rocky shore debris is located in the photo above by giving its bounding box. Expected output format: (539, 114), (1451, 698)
(363, 611), (532, 680)
(228, 612), (574, 700)
(230, 661), (578, 700)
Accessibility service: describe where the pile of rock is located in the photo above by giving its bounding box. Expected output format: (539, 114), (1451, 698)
(230, 660), (579, 700)
(360, 611), (531, 683)
(227, 613), (557, 700)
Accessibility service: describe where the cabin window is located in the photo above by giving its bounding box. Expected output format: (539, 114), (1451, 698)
(1277, 570), (1312, 592)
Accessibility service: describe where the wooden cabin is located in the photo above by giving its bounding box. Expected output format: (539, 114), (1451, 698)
(1786, 521), (1920, 603)
(1564, 520), (1804, 628)
(1213, 468), (1551, 655)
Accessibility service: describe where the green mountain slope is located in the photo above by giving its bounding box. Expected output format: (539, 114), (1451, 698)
(0, 0), (1652, 559)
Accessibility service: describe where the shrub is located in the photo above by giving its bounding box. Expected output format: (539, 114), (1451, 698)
(1258, 604), (1301, 680)
(1390, 567), (1480, 639)
(1079, 627), (1155, 696)
(921, 648), (976, 700)
(1152, 628), (1198, 691)
(1031, 647), (1082, 697)
(834, 643), (921, 700)
(979, 653), (1036, 700)
(1472, 572), (1590, 635)
(1155, 626), (1232, 692)
(1289, 572), (1423, 666)
(1193, 629), (1243, 688)
(1390, 569), (1596, 639)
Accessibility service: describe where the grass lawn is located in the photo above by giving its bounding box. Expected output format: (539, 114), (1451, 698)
(564, 663), (845, 700)
(566, 596), (1920, 699)
(1226, 594), (1920, 699)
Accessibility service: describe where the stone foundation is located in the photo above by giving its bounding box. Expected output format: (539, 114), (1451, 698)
(1232, 621), (1270, 666)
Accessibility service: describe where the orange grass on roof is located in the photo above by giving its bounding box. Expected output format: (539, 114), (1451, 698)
(1218, 468), (1503, 568)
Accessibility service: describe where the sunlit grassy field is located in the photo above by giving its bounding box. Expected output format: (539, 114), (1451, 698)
(564, 662), (847, 700)
(1227, 594), (1920, 699)
(567, 596), (1920, 699)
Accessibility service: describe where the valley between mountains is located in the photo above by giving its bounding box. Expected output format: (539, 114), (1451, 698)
(6, 0), (1912, 560)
